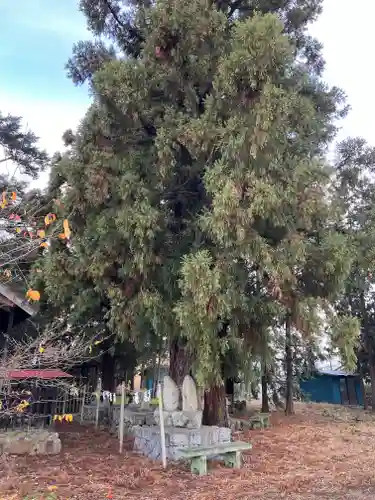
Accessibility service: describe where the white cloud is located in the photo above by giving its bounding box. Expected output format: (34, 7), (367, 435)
(0, 0), (90, 42)
(2, 0), (373, 194)
(0, 92), (89, 189)
(310, 0), (375, 144)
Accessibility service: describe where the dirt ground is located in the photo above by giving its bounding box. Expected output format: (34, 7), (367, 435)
(2, 403), (375, 500)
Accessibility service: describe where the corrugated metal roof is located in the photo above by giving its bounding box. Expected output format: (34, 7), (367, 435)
(317, 369), (357, 377)
(3, 369), (73, 379)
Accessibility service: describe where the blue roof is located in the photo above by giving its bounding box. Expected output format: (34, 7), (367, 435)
(317, 369), (357, 377)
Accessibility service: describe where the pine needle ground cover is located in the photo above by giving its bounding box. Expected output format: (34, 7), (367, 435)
(1, 403), (375, 500)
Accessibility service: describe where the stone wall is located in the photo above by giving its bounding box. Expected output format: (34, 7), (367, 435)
(0, 430), (61, 455)
(133, 425), (231, 461)
(110, 406), (155, 435)
(81, 404), (110, 426)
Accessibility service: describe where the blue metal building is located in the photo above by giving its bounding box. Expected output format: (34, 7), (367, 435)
(299, 369), (364, 406)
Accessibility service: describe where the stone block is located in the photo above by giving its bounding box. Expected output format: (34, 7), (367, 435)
(154, 409), (202, 429)
(130, 424), (232, 462)
(171, 411), (189, 427)
(167, 429), (189, 447)
(0, 430), (61, 455)
(218, 426), (231, 443)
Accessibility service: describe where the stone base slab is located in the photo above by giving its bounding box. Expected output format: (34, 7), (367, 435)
(133, 425), (231, 461)
(153, 409), (203, 429)
(0, 430), (61, 455)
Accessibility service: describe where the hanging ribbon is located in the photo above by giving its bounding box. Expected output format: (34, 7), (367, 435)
(63, 219), (71, 239)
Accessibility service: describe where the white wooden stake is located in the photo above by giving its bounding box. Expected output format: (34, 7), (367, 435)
(80, 384), (87, 425)
(119, 381), (125, 453)
(157, 382), (167, 469)
(95, 377), (102, 429)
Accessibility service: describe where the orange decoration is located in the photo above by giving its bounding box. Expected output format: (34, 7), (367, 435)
(63, 219), (71, 239)
(40, 241), (49, 248)
(58, 233), (66, 240)
(11, 192), (16, 201)
(26, 289), (40, 302)
(44, 213), (56, 226)
(1, 192), (7, 208)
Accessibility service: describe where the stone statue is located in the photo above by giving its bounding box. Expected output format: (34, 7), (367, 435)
(156, 374), (202, 429)
(182, 375), (199, 411)
(162, 375), (179, 411)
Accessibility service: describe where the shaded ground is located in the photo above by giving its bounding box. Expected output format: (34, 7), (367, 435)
(2, 403), (375, 499)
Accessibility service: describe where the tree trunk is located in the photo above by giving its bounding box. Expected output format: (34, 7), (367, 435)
(202, 382), (228, 427)
(360, 376), (368, 410)
(369, 362), (375, 412)
(225, 377), (234, 408)
(261, 361), (269, 413)
(359, 291), (372, 410)
(101, 351), (115, 392)
(285, 311), (294, 415)
(169, 337), (192, 386)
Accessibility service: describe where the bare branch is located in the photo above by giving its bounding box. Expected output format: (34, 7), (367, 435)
(0, 320), (114, 419)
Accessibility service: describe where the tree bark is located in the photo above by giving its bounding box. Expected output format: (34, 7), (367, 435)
(169, 337), (192, 386)
(202, 382), (228, 427)
(101, 351), (115, 392)
(360, 375), (368, 410)
(369, 362), (375, 412)
(261, 361), (269, 413)
(285, 311), (294, 415)
(359, 291), (373, 411)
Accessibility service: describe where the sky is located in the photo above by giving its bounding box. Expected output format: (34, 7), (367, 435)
(0, 0), (374, 188)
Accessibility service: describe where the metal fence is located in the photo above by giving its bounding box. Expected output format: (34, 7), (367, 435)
(0, 383), (84, 431)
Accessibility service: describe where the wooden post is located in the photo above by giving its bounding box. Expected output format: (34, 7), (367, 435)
(80, 384), (87, 425)
(95, 377), (102, 430)
(119, 381), (125, 453)
(157, 382), (167, 468)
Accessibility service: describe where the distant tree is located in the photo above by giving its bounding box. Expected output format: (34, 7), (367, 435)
(334, 137), (375, 409)
(0, 110), (49, 285)
(0, 111), (48, 178)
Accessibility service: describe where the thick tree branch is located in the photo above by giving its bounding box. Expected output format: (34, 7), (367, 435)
(102, 0), (125, 28)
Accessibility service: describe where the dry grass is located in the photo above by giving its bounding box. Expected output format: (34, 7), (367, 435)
(1, 403), (375, 500)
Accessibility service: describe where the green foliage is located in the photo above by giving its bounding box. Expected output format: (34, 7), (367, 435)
(23, 493), (57, 500)
(0, 109), (50, 312)
(35, 0), (357, 393)
(329, 314), (360, 371)
(334, 137), (375, 380)
(0, 111), (48, 178)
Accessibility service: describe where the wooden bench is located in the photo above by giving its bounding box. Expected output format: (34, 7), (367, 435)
(178, 441), (252, 475)
(249, 412), (270, 429)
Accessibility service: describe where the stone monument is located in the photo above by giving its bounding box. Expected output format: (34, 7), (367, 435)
(153, 374), (202, 429)
(129, 374), (231, 461)
(182, 375), (198, 411)
(162, 375), (179, 411)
